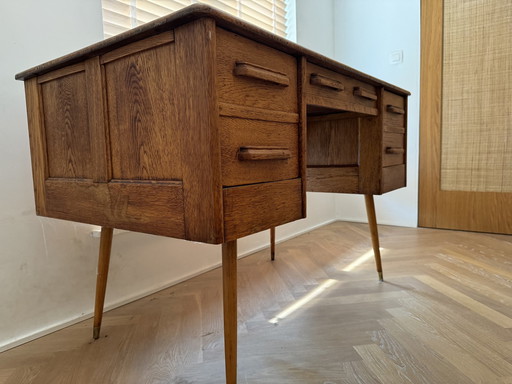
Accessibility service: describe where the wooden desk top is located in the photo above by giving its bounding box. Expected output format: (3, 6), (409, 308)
(15, 4), (408, 97)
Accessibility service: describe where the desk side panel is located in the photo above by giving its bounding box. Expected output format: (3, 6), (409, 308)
(359, 88), (384, 194)
(380, 90), (408, 193)
(175, 19), (224, 244)
(31, 34), (188, 239)
(298, 56), (307, 217)
(24, 78), (48, 216)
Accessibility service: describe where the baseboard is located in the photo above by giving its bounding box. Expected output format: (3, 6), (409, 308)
(0, 218), (337, 353)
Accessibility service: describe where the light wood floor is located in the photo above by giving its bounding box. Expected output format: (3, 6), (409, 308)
(1, 222), (512, 384)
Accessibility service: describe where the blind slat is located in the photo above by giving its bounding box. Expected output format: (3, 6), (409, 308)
(102, 9), (133, 29)
(241, 1), (275, 19)
(102, 0), (289, 38)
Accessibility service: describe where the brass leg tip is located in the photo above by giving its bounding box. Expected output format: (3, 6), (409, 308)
(93, 327), (100, 340)
(378, 272), (384, 282)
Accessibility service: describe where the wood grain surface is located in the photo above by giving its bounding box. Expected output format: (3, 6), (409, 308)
(85, 57), (111, 183)
(358, 111), (383, 194)
(220, 117), (299, 186)
(174, 19), (224, 243)
(307, 116), (359, 166)
(216, 27), (298, 113)
(40, 70), (92, 179)
(307, 167), (359, 194)
(105, 38), (182, 181)
(223, 179), (303, 241)
(305, 62), (378, 116)
(44, 179), (185, 238)
(23, 78), (48, 216)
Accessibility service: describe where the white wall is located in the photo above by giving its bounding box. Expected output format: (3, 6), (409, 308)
(1, 0), (104, 350)
(0, 0), (336, 351)
(332, 0), (421, 227)
(296, 0), (335, 57)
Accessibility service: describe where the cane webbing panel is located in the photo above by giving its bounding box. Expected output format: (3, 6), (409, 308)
(441, 0), (512, 192)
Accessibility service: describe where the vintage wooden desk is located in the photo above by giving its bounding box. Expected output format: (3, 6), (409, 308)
(16, 5), (408, 383)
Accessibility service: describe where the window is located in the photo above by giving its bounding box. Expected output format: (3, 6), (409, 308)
(101, 0), (293, 39)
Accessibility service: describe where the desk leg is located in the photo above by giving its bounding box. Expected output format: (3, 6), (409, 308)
(270, 227), (275, 261)
(222, 240), (238, 384)
(93, 226), (114, 339)
(364, 195), (383, 282)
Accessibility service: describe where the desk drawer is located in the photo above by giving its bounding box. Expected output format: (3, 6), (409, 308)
(216, 28), (297, 114)
(223, 178), (303, 241)
(382, 164), (406, 193)
(383, 132), (405, 167)
(305, 62), (378, 115)
(220, 117), (299, 186)
(383, 90), (406, 133)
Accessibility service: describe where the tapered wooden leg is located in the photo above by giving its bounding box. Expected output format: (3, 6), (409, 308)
(364, 195), (383, 281)
(222, 240), (238, 384)
(270, 227), (276, 261)
(93, 227), (114, 339)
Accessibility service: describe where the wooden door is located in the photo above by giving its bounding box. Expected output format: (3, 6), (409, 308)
(419, 0), (512, 234)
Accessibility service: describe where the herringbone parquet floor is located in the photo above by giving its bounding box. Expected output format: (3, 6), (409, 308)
(1, 222), (512, 383)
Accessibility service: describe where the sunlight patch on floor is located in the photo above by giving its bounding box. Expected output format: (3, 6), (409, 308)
(268, 279), (338, 324)
(341, 248), (385, 272)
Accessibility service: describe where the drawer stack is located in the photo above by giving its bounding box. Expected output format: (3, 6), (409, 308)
(216, 28), (304, 241)
(304, 62), (378, 116)
(304, 59), (407, 195)
(381, 90), (407, 193)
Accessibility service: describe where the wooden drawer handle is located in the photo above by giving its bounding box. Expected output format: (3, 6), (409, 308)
(310, 73), (344, 91)
(386, 105), (405, 115)
(353, 87), (377, 101)
(238, 146), (292, 161)
(385, 147), (405, 155)
(234, 62), (290, 87)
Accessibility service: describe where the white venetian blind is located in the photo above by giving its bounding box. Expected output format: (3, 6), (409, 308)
(102, 0), (289, 39)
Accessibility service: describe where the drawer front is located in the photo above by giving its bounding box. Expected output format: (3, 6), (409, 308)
(216, 28), (297, 114)
(382, 164), (406, 193)
(307, 166), (359, 194)
(383, 90), (406, 133)
(383, 132), (405, 167)
(305, 62), (378, 115)
(220, 117), (299, 186)
(44, 179), (185, 239)
(223, 178), (303, 241)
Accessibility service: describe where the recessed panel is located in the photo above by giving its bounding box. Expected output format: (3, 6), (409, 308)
(41, 71), (92, 179)
(307, 117), (359, 166)
(105, 41), (182, 181)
